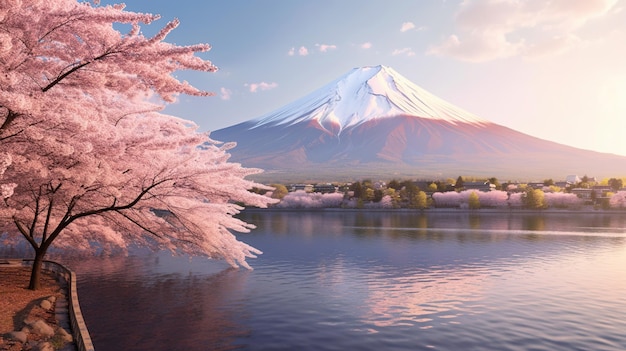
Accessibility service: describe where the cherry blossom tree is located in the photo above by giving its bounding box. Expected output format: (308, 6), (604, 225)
(609, 191), (626, 209)
(544, 192), (583, 209)
(432, 191), (461, 207)
(507, 192), (524, 207)
(276, 190), (344, 208)
(472, 190), (509, 207)
(1, 0), (215, 136)
(433, 190), (509, 208)
(0, 0), (274, 289)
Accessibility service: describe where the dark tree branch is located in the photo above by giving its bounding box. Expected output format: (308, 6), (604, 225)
(63, 177), (171, 229)
(114, 210), (163, 239)
(42, 50), (120, 92)
(0, 110), (19, 134)
(13, 219), (40, 250)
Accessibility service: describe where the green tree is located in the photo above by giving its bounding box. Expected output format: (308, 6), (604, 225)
(427, 182), (438, 193)
(388, 179), (402, 191)
(270, 184), (288, 199)
(400, 181), (420, 207)
(609, 178), (623, 191)
(543, 179), (555, 186)
(524, 189), (546, 209)
(488, 177), (501, 190)
(455, 176), (465, 191)
(373, 189), (384, 203)
(434, 181), (450, 192)
(413, 191), (429, 209)
(350, 181), (364, 199)
(365, 188), (375, 201)
(548, 185), (561, 193)
(468, 191), (480, 209)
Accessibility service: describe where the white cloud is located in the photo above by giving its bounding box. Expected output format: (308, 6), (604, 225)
(360, 42), (373, 49)
(392, 47), (416, 56)
(245, 82), (278, 93)
(427, 32), (521, 62)
(316, 43), (337, 52)
(401, 21), (416, 32)
(219, 87), (232, 100)
(288, 46), (309, 56)
(525, 34), (583, 59)
(429, 0), (619, 62)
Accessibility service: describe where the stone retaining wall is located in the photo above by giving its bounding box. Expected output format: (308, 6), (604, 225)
(19, 259), (95, 351)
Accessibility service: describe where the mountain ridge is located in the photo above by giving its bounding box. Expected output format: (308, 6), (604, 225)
(213, 65), (626, 182)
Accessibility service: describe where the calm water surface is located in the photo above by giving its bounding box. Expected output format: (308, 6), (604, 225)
(60, 211), (626, 350)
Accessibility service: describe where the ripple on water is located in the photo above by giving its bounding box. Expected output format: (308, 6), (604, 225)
(55, 212), (626, 351)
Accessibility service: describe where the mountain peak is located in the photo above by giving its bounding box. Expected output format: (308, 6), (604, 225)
(213, 65), (626, 181)
(249, 65), (488, 134)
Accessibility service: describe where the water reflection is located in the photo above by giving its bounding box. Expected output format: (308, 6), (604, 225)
(362, 265), (487, 328)
(4, 211), (626, 350)
(65, 254), (249, 351)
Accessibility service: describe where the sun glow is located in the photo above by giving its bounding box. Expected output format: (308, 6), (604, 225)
(598, 76), (626, 155)
(599, 77), (626, 116)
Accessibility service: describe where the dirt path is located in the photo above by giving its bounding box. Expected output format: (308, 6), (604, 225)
(0, 266), (62, 345)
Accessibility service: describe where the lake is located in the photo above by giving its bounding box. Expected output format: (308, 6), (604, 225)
(45, 211), (626, 350)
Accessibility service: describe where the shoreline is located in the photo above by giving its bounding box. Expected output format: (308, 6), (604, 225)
(243, 206), (626, 215)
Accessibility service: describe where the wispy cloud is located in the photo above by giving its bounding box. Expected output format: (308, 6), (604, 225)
(288, 46), (309, 56)
(245, 82), (278, 93)
(392, 47), (416, 56)
(360, 42), (373, 49)
(401, 21), (416, 32)
(428, 0), (619, 62)
(219, 87), (232, 100)
(316, 43), (337, 52)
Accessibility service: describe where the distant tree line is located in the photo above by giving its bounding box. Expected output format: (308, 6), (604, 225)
(255, 175), (626, 210)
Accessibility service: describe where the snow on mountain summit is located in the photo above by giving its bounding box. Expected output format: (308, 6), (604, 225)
(250, 65), (488, 134)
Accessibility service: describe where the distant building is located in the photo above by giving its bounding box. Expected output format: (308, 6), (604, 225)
(572, 187), (610, 204)
(592, 185), (612, 194)
(464, 181), (496, 192)
(528, 182), (545, 190)
(566, 175), (581, 184)
(555, 181), (569, 188)
(571, 188), (593, 199)
(313, 183), (337, 193)
(290, 184), (313, 192)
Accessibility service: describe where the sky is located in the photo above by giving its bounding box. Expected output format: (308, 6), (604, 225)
(100, 0), (626, 156)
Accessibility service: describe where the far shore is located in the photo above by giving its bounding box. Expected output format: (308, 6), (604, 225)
(243, 206), (626, 215)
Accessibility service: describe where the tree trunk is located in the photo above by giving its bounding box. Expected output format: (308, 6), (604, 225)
(28, 249), (46, 290)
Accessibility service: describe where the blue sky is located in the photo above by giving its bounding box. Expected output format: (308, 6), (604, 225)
(101, 0), (626, 156)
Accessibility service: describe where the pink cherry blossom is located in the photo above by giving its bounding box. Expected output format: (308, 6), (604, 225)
(0, 0), (274, 289)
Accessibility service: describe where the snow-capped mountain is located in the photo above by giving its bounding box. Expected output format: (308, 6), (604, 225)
(212, 65), (626, 182)
(247, 65), (486, 133)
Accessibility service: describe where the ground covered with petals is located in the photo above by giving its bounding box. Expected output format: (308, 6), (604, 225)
(0, 267), (61, 349)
